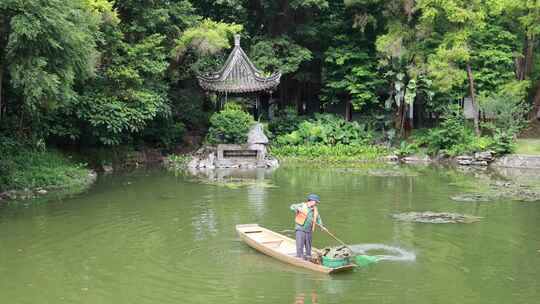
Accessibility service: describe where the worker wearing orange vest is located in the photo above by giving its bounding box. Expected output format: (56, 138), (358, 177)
(290, 194), (327, 260)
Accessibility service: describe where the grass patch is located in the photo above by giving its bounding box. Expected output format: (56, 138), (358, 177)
(515, 139), (540, 155)
(0, 141), (93, 195)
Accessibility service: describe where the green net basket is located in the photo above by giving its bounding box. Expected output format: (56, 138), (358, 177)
(321, 256), (350, 268)
(354, 255), (379, 267)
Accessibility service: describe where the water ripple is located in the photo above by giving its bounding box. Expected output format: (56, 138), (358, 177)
(349, 243), (416, 262)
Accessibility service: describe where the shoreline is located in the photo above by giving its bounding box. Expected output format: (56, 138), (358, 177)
(6, 150), (540, 205)
(274, 152), (540, 170)
(0, 170), (97, 206)
(165, 147), (540, 170)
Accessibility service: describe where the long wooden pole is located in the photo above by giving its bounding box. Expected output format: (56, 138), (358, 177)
(313, 222), (353, 252)
(296, 209), (353, 251)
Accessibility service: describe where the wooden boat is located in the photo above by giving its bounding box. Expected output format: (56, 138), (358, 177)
(236, 223), (356, 274)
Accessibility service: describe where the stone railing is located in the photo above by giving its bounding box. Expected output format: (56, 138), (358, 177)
(215, 144), (268, 168)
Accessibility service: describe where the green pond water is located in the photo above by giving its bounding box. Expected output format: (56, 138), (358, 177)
(1, 165), (539, 304)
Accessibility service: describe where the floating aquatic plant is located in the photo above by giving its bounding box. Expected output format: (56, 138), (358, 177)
(392, 212), (481, 224)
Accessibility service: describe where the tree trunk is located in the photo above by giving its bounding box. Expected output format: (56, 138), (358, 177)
(531, 79), (540, 119)
(523, 35), (535, 79)
(517, 35), (535, 81)
(0, 16), (10, 122)
(400, 104), (407, 137)
(0, 64), (3, 121)
(295, 81), (302, 114)
(395, 102), (406, 138)
(466, 63), (480, 136)
(271, 0), (292, 36)
(344, 100), (351, 121)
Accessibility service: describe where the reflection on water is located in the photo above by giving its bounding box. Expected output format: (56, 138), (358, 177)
(187, 167), (275, 181)
(247, 184), (267, 216)
(1, 166), (540, 304)
(191, 200), (218, 241)
(293, 291), (318, 304)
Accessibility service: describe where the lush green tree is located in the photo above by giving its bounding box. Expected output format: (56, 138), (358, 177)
(172, 19), (243, 77)
(321, 42), (381, 112)
(492, 0), (540, 81)
(50, 1), (243, 146)
(48, 0), (178, 146)
(4, 0), (540, 153)
(495, 0), (540, 116)
(0, 0), (97, 130)
(250, 36), (313, 75)
(418, 0), (489, 135)
(76, 34), (171, 145)
(417, 0), (536, 134)
(366, 1), (433, 135)
(115, 0), (199, 45)
(192, 0), (248, 27)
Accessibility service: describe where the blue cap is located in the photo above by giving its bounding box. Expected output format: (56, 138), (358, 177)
(307, 194), (320, 203)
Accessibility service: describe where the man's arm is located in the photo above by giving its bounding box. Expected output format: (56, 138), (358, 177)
(290, 203), (302, 212)
(316, 215), (324, 228)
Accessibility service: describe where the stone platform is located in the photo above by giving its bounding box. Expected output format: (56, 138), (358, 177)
(187, 123), (278, 170)
(492, 154), (540, 169)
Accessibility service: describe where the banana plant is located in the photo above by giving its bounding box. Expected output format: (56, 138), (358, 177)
(384, 70), (433, 137)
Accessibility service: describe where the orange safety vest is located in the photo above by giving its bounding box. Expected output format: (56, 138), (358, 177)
(295, 203), (319, 232)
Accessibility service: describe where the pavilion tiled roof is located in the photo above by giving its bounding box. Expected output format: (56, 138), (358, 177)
(197, 35), (281, 93)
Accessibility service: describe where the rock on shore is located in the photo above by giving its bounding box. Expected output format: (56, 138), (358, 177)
(456, 151), (495, 166)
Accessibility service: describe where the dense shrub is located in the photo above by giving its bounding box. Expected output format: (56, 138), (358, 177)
(141, 119), (185, 150)
(394, 141), (421, 157)
(270, 144), (388, 161)
(408, 104), (517, 156)
(206, 103), (254, 144)
(420, 105), (475, 155)
(268, 107), (305, 138)
(478, 81), (530, 134)
(170, 88), (211, 130)
(475, 82), (527, 155)
(488, 130), (516, 155)
(275, 114), (372, 146)
(269, 114), (383, 161)
(0, 137), (21, 189)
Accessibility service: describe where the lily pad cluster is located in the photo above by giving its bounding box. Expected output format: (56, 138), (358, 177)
(333, 168), (420, 177)
(392, 212), (481, 224)
(451, 193), (492, 202)
(452, 181), (540, 203)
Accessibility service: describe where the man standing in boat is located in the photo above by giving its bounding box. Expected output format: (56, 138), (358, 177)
(290, 194), (327, 260)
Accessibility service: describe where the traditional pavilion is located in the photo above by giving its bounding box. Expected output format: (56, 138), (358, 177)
(197, 35), (281, 113)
